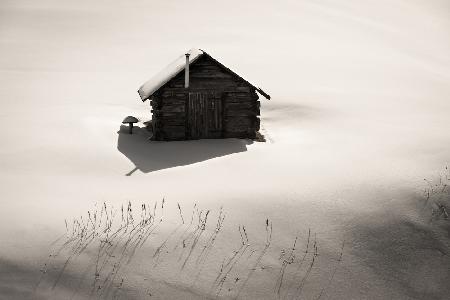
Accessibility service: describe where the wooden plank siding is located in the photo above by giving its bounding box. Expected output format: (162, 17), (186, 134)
(150, 55), (260, 141)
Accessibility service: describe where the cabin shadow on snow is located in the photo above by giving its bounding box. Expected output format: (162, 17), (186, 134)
(117, 125), (252, 175)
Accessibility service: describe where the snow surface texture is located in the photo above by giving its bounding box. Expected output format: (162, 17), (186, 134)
(1, 0), (450, 299)
(138, 48), (203, 100)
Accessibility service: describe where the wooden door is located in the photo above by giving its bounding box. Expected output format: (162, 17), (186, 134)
(187, 92), (223, 139)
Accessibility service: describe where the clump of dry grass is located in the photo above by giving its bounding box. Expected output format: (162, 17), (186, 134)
(38, 199), (344, 300)
(275, 236), (298, 296)
(424, 166), (450, 221)
(212, 224), (251, 297)
(35, 200), (161, 298)
(234, 218), (272, 298)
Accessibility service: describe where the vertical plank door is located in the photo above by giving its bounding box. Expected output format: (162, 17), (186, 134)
(187, 92), (222, 139)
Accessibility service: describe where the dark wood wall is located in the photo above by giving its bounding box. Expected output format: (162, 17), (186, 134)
(150, 55), (260, 141)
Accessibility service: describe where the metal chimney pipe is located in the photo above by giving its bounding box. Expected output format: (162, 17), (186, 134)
(185, 53), (190, 88)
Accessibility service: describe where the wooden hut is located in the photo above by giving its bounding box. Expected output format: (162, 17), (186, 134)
(138, 49), (270, 141)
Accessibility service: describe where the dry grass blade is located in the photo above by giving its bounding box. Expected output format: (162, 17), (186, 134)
(235, 218), (273, 299)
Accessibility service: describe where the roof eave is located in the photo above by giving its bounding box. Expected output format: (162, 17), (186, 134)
(256, 88), (271, 100)
(138, 91), (149, 102)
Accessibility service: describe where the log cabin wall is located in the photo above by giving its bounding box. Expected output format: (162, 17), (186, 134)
(150, 55), (260, 141)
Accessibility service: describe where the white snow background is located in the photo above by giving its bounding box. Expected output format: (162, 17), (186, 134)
(0, 0), (449, 299)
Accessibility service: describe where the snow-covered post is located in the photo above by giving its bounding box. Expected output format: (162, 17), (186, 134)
(185, 53), (190, 88)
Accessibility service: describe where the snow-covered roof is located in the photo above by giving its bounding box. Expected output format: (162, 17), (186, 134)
(138, 48), (204, 101)
(138, 48), (271, 101)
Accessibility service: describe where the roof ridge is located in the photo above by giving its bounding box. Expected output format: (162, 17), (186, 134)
(138, 49), (270, 101)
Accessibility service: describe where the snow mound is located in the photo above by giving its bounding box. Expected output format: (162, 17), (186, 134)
(138, 48), (204, 101)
